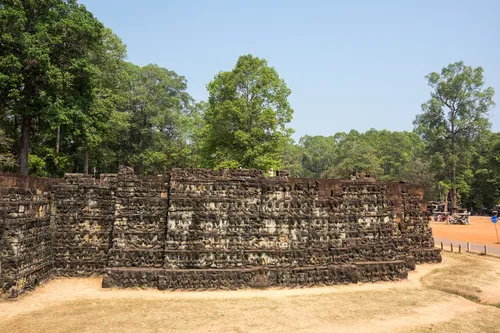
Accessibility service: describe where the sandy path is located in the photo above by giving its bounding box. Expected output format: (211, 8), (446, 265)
(0, 280), (481, 333)
(0, 263), (433, 321)
(1, 254), (499, 333)
(431, 216), (500, 247)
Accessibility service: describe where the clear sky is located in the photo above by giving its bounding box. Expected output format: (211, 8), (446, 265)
(80, 0), (500, 140)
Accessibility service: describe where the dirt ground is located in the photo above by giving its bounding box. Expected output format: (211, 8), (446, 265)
(430, 216), (500, 247)
(1, 252), (499, 333)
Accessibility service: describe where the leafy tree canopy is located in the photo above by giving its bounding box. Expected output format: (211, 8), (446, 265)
(414, 61), (495, 212)
(201, 54), (294, 171)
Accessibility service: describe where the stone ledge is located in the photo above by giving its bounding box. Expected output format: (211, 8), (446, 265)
(102, 261), (407, 290)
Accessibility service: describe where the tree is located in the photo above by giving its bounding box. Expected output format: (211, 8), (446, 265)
(299, 135), (337, 178)
(363, 129), (425, 181)
(290, 130), (428, 182)
(0, 0), (105, 175)
(25, 27), (128, 177)
(322, 138), (382, 179)
(201, 54), (294, 171)
(461, 131), (500, 212)
(0, 128), (15, 171)
(281, 139), (308, 178)
(181, 101), (206, 168)
(76, 28), (128, 175)
(106, 63), (195, 175)
(401, 158), (437, 200)
(414, 62), (495, 213)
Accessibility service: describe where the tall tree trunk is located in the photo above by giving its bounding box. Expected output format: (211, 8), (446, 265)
(450, 187), (458, 215)
(443, 189), (449, 213)
(56, 126), (60, 153)
(450, 154), (458, 214)
(54, 126), (61, 168)
(451, 139), (457, 214)
(83, 149), (89, 175)
(450, 109), (457, 214)
(19, 116), (31, 176)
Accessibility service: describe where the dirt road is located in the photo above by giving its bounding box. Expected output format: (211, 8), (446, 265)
(431, 216), (500, 248)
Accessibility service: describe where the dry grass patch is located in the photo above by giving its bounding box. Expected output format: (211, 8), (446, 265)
(2, 252), (500, 332)
(421, 252), (500, 305)
(0, 288), (456, 333)
(407, 306), (500, 333)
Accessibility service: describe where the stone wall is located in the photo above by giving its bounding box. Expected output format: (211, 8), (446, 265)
(0, 176), (56, 297)
(104, 171), (169, 288)
(0, 169), (441, 297)
(52, 174), (115, 276)
(102, 169), (440, 290)
(387, 183), (438, 266)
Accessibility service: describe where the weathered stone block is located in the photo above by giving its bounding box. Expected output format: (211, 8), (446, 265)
(1, 168), (440, 296)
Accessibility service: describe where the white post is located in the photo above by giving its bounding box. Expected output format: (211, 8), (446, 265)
(495, 224), (499, 244)
(467, 242), (471, 253)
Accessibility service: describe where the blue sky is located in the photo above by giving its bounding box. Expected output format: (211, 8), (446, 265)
(80, 0), (500, 140)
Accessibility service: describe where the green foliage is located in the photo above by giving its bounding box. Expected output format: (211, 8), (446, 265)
(0, 129), (15, 171)
(283, 129), (429, 183)
(182, 101), (207, 168)
(98, 63), (197, 174)
(30, 27), (128, 176)
(281, 139), (307, 178)
(0, 0), (106, 175)
(363, 129), (424, 181)
(414, 61), (495, 210)
(0, 1), (207, 177)
(1, 4), (499, 214)
(28, 154), (49, 178)
(461, 132), (500, 210)
(298, 135), (337, 178)
(201, 54), (294, 171)
(401, 158), (438, 201)
(322, 137), (382, 179)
